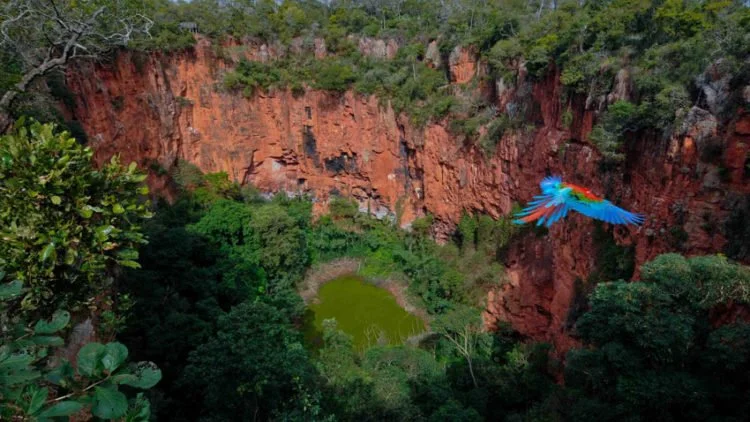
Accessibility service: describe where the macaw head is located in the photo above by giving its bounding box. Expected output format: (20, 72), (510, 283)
(540, 176), (563, 194)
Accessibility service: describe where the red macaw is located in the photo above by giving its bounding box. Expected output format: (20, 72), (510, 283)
(513, 176), (644, 227)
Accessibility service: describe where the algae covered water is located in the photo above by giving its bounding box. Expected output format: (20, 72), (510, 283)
(304, 275), (425, 350)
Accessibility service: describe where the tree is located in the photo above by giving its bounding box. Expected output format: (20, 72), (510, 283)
(247, 204), (310, 290)
(0, 0), (153, 131)
(182, 301), (319, 421)
(0, 118), (160, 419)
(433, 305), (488, 388)
(565, 253), (750, 421)
(0, 121), (151, 317)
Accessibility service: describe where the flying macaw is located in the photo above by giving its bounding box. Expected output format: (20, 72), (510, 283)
(513, 176), (644, 227)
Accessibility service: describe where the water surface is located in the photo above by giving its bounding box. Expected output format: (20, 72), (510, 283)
(304, 275), (425, 350)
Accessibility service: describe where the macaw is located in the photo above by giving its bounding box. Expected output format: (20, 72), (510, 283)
(513, 176), (644, 227)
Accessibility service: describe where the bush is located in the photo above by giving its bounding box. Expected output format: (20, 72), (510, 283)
(0, 285), (161, 420)
(314, 60), (357, 92)
(0, 120), (151, 316)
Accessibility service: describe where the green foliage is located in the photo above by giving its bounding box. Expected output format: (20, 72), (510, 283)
(589, 100), (640, 162)
(316, 319), (486, 421)
(0, 282), (160, 421)
(0, 121), (151, 316)
(565, 253), (750, 421)
(477, 115), (506, 154)
(223, 59), (283, 96)
(182, 301), (318, 421)
(314, 60), (358, 92)
(247, 203), (310, 288)
(117, 199), (248, 420)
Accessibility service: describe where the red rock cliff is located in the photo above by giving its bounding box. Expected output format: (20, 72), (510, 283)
(65, 39), (750, 354)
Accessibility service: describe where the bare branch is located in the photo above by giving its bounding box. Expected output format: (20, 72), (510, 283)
(0, 0), (151, 127)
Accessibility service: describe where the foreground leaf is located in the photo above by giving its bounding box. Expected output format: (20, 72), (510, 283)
(77, 343), (106, 377)
(112, 362), (161, 389)
(92, 386), (128, 419)
(102, 342), (128, 373)
(0, 280), (23, 300)
(38, 401), (83, 417)
(27, 387), (48, 415)
(34, 310), (70, 334)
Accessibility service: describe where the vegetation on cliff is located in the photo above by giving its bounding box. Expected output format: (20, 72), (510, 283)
(141, 0), (750, 158)
(4, 1), (749, 159)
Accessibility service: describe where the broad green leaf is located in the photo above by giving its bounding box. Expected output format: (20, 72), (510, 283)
(0, 352), (35, 369)
(0, 280), (23, 300)
(96, 225), (115, 240)
(128, 162), (137, 172)
(38, 401), (83, 417)
(92, 386), (128, 419)
(116, 249), (139, 260)
(0, 370), (41, 386)
(125, 393), (151, 422)
(113, 362), (161, 389)
(41, 242), (56, 262)
(118, 260), (141, 269)
(113, 204), (125, 214)
(77, 343), (106, 377)
(51, 196), (61, 205)
(46, 360), (74, 386)
(34, 310), (70, 334)
(64, 248), (77, 265)
(27, 387), (48, 415)
(79, 207), (94, 219)
(102, 342), (128, 373)
(31, 336), (64, 346)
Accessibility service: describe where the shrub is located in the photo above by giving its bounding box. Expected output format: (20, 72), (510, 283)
(0, 121), (151, 316)
(0, 283), (161, 420)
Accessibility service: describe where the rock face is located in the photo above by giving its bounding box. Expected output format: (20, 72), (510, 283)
(448, 45), (477, 84)
(65, 38), (750, 355)
(353, 36), (399, 59)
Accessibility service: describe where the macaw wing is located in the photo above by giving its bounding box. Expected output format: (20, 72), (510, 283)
(513, 191), (571, 228)
(569, 199), (644, 225)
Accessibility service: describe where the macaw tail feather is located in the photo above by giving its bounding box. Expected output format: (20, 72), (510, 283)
(513, 194), (570, 227)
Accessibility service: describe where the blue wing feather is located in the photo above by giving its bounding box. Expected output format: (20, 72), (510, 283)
(569, 200), (644, 225)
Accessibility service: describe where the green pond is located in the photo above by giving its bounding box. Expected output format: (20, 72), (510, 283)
(304, 275), (425, 350)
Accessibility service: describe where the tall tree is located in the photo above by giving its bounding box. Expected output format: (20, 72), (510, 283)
(433, 304), (488, 388)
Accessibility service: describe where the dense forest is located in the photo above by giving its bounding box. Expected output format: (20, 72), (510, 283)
(2, 0), (750, 421)
(2, 122), (750, 421)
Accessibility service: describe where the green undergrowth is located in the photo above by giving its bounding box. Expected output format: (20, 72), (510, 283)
(119, 165), (515, 419)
